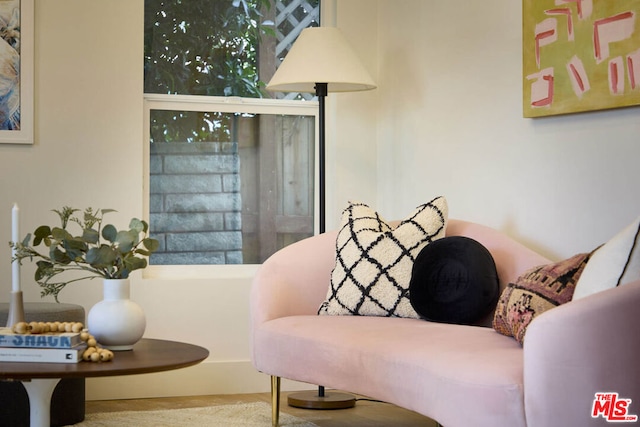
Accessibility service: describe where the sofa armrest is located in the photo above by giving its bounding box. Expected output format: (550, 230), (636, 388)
(250, 230), (338, 328)
(523, 280), (640, 427)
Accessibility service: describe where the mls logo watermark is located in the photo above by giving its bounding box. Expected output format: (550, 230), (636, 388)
(592, 392), (638, 422)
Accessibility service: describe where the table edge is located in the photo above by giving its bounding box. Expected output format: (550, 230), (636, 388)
(0, 338), (209, 380)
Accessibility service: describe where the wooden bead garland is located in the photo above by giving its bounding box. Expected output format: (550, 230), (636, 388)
(11, 321), (114, 362)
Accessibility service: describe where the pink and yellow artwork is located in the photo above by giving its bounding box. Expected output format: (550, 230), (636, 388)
(523, 0), (640, 117)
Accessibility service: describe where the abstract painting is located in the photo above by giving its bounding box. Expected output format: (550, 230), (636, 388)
(523, 0), (640, 117)
(0, 0), (33, 144)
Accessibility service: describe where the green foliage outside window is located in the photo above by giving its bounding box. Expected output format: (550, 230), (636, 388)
(144, 0), (274, 143)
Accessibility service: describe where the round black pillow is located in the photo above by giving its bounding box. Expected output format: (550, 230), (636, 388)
(409, 236), (499, 325)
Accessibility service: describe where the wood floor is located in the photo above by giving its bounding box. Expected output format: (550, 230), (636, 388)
(85, 390), (439, 426)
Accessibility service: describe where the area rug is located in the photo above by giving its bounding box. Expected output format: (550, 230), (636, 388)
(72, 402), (319, 426)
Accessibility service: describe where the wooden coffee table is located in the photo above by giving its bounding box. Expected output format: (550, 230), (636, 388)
(0, 338), (209, 427)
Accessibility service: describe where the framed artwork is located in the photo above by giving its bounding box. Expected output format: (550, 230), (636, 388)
(523, 0), (640, 118)
(0, 0), (33, 144)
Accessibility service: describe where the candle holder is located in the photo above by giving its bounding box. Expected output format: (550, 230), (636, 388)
(6, 290), (25, 328)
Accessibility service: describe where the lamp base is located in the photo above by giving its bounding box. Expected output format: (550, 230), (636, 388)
(6, 291), (25, 328)
(287, 390), (356, 410)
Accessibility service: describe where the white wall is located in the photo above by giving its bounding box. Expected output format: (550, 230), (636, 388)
(0, 0), (638, 401)
(0, 0), (275, 400)
(375, 0), (640, 260)
(326, 1), (379, 224)
(0, 0), (145, 303)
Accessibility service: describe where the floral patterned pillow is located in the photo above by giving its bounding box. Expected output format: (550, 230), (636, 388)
(492, 252), (591, 344)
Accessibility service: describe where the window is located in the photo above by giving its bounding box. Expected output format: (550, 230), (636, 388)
(144, 0), (320, 265)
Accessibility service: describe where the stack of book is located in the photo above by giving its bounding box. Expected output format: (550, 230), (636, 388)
(0, 327), (85, 363)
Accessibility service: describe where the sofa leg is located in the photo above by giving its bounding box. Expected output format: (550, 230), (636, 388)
(271, 376), (281, 427)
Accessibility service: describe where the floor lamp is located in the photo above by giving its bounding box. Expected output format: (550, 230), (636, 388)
(266, 26), (376, 409)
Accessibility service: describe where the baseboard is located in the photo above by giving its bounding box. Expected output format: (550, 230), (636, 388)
(86, 359), (312, 400)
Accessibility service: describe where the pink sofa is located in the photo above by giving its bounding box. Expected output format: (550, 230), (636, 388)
(250, 219), (640, 427)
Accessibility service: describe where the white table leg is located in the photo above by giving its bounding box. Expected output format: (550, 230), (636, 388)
(21, 378), (61, 427)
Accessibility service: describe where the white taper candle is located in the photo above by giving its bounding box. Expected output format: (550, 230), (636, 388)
(11, 203), (20, 292)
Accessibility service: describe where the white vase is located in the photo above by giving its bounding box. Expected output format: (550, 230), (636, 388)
(87, 279), (146, 351)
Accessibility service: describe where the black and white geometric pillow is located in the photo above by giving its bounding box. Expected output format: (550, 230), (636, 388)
(318, 196), (448, 318)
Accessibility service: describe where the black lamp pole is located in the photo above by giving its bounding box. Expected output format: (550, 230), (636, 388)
(288, 83), (356, 408)
(316, 83), (328, 234)
(316, 83), (327, 398)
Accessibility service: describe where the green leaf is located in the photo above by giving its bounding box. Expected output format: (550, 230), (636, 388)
(143, 238), (160, 252)
(33, 226), (51, 245)
(129, 218), (144, 234)
(34, 260), (54, 281)
(86, 245), (118, 268)
(83, 228), (100, 244)
(65, 236), (87, 249)
(63, 237), (88, 261)
(82, 208), (100, 228)
(102, 224), (117, 242)
(50, 247), (71, 264)
(54, 207), (79, 229)
(124, 255), (147, 273)
(115, 230), (136, 254)
(51, 227), (73, 242)
(40, 283), (66, 303)
(34, 267), (46, 282)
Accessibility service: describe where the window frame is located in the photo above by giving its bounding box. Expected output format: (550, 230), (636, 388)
(143, 93), (319, 279)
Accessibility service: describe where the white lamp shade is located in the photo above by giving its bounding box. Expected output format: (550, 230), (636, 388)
(266, 27), (376, 93)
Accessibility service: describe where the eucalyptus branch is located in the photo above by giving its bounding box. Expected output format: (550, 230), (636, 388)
(40, 276), (100, 302)
(9, 207), (160, 302)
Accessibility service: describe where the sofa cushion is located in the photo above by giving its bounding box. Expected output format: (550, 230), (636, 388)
(318, 197), (448, 318)
(254, 315), (528, 427)
(492, 252), (590, 344)
(572, 216), (640, 300)
(409, 236), (499, 325)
